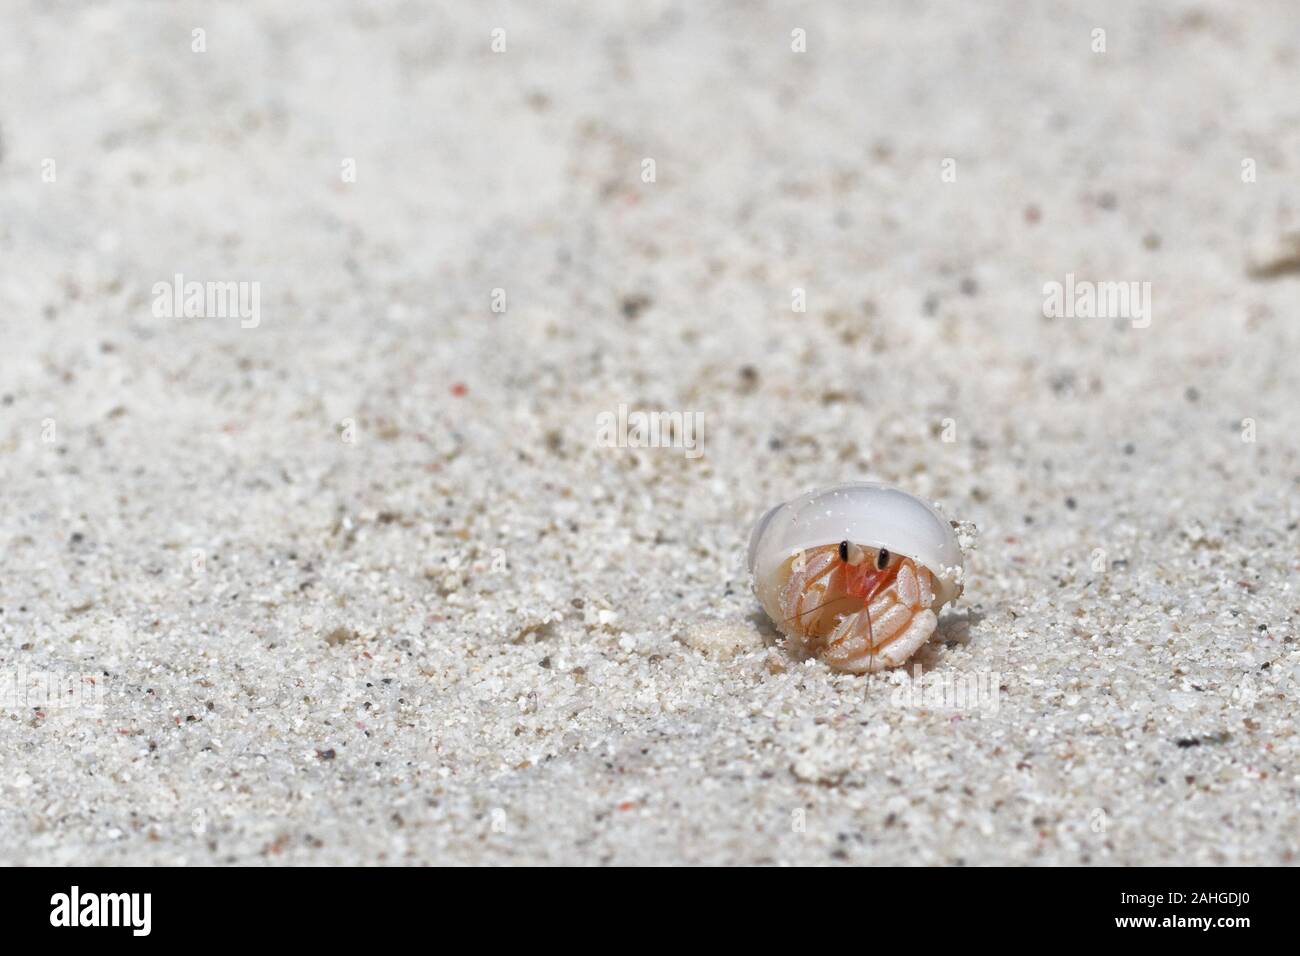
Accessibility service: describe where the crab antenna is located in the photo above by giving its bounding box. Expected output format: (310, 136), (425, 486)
(783, 593), (842, 625)
(866, 596), (876, 674)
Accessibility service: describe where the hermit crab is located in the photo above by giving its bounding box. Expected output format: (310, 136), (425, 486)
(748, 483), (965, 672)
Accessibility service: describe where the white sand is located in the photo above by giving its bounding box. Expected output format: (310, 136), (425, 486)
(1, 2), (1298, 865)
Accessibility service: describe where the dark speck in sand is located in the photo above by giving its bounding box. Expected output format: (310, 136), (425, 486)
(621, 293), (651, 319)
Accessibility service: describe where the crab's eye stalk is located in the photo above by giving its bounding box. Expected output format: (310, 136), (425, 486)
(840, 542), (866, 565)
(876, 548), (891, 570)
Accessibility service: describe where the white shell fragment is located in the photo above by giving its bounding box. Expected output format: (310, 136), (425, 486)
(748, 483), (966, 672)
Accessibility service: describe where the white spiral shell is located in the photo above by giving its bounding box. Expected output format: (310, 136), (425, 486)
(748, 483), (966, 670)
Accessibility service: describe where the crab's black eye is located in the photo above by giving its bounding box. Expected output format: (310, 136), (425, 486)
(838, 540), (849, 562)
(876, 548), (891, 570)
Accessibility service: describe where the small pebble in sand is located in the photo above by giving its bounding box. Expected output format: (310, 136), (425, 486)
(1245, 231), (1300, 279)
(323, 626), (358, 646)
(681, 621), (764, 659)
